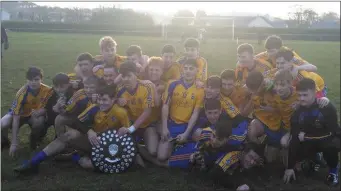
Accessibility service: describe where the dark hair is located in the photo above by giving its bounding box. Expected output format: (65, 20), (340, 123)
(97, 84), (117, 98)
(52, 73), (70, 86)
(119, 61), (137, 75)
(184, 38), (200, 48)
(161, 44), (176, 54)
(237, 43), (254, 55)
(126, 45), (142, 56)
(206, 75), (221, 88)
(77, 52), (93, 63)
(204, 98), (221, 111)
(220, 69), (236, 81)
(215, 118), (232, 139)
(183, 58), (198, 68)
(244, 142), (265, 157)
(274, 70), (293, 83)
(275, 49), (294, 62)
(265, 35), (282, 50)
(83, 76), (100, 85)
(26, 66), (43, 80)
(296, 78), (316, 91)
(246, 71), (264, 91)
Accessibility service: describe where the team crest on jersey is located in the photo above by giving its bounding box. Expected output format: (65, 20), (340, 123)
(225, 158), (232, 165)
(229, 105), (235, 112)
(191, 93), (195, 100)
(67, 99), (72, 105)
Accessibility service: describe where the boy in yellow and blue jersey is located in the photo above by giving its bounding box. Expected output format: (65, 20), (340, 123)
(1, 67), (52, 155)
(13, 85), (131, 174)
(196, 75), (247, 129)
(191, 98), (248, 171)
(244, 71), (284, 149)
(283, 79), (339, 186)
(92, 36), (126, 78)
(234, 43), (273, 85)
(157, 58), (204, 163)
(53, 76), (101, 137)
(177, 38), (207, 88)
(273, 70), (329, 170)
(255, 35), (317, 71)
(116, 61), (159, 158)
(265, 49), (327, 98)
(68, 52), (95, 91)
(161, 44), (181, 83)
(220, 69), (252, 117)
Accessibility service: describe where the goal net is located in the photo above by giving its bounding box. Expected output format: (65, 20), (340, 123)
(161, 16), (235, 41)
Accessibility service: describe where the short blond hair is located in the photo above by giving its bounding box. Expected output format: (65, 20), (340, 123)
(147, 57), (164, 68)
(99, 36), (117, 49)
(274, 70), (293, 84)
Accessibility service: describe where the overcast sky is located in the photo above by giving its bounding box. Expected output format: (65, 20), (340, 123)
(34, 2), (340, 19)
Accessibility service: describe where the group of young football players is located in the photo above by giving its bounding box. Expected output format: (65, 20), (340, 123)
(1, 35), (339, 190)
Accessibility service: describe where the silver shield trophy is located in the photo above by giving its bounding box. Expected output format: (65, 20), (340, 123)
(91, 129), (137, 174)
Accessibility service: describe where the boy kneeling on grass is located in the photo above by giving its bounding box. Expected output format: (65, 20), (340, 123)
(44, 73), (75, 132)
(13, 85), (132, 173)
(1, 67), (52, 156)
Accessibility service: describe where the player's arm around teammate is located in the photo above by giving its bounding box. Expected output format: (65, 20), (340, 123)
(116, 61), (159, 158)
(54, 76), (99, 137)
(256, 35), (317, 72)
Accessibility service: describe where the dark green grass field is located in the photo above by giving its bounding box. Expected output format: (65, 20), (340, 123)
(1, 32), (340, 190)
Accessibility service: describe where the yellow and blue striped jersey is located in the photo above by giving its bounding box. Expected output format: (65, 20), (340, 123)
(78, 104), (131, 133)
(162, 79), (204, 124)
(116, 80), (157, 128)
(11, 84), (52, 117)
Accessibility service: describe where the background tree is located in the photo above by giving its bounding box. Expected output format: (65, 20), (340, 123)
(171, 10), (195, 26)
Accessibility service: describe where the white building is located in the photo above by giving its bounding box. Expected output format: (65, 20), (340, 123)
(248, 16), (273, 28)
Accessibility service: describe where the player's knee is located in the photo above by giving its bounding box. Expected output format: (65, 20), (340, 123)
(157, 148), (170, 161)
(280, 133), (290, 148)
(1, 114), (13, 129)
(31, 116), (45, 127)
(60, 130), (79, 142)
(248, 120), (263, 137)
(157, 152), (168, 162)
(55, 115), (68, 125)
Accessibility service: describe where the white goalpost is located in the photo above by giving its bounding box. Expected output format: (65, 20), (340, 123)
(161, 16), (235, 42)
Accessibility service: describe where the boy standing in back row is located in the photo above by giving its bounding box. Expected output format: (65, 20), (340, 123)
(177, 38), (207, 88)
(92, 36), (126, 78)
(255, 35), (317, 71)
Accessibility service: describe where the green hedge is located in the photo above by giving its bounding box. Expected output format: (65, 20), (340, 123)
(2, 21), (340, 41)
